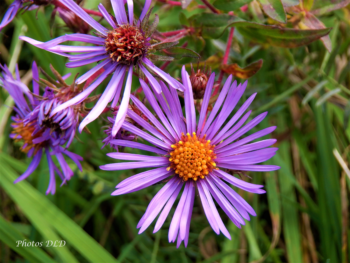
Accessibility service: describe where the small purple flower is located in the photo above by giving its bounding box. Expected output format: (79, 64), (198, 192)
(0, 62), (83, 195)
(100, 66), (280, 247)
(20, 0), (183, 138)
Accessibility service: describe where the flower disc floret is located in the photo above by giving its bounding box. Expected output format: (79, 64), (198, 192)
(168, 132), (217, 181)
(105, 25), (147, 65)
(11, 119), (46, 153)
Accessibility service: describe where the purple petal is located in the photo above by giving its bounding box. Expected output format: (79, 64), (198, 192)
(79, 66), (126, 132)
(197, 180), (220, 234)
(121, 122), (170, 150)
(200, 75), (232, 137)
(217, 164), (280, 173)
(45, 148), (57, 195)
(76, 59), (112, 84)
(66, 54), (109, 68)
(168, 183), (190, 242)
(205, 177), (245, 226)
(138, 0), (152, 25)
(217, 139), (277, 158)
(111, 0), (128, 25)
(216, 148), (278, 165)
(117, 167), (172, 189)
(0, 0), (21, 31)
(210, 174), (256, 217)
(31, 61), (39, 99)
(60, 0), (108, 35)
(109, 139), (167, 155)
(40, 34), (105, 49)
(111, 170), (172, 195)
(180, 181), (195, 240)
(139, 64), (161, 93)
(217, 126), (277, 155)
(198, 180), (231, 239)
(213, 169), (266, 193)
(212, 93), (257, 144)
(207, 81), (247, 139)
(140, 80), (178, 141)
(139, 181), (182, 234)
(51, 63), (116, 116)
(130, 94), (174, 142)
(197, 73), (215, 134)
(137, 177), (179, 228)
(13, 150), (42, 183)
(107, 152), (167, 162)
(126, 0), (134, 24)
(127, 109), (172, 146)
(216, 112), (268, 150)
(142, 58), (184, 91)
(182, 66), (196, 134)
(98, 3), (117, 28)
(153, 181), (183, 232)
(112, 66), (133, 136)
(100, 160), (169, 171)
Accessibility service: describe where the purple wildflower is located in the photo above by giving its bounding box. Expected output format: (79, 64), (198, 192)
(0, 62), (83, 195)
(19, 0), (183, 138)
(100, 66), (280, 247)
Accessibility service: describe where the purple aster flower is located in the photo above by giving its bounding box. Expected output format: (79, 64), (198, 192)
(100, 66), (280, 247)
(0, 62), (83, 194)
(20, 0), (184, 138)
(0, 0), (48, 31)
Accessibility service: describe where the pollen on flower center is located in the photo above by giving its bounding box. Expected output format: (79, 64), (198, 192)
(11, 118), (46, 153)
(105, 25), (147, 65)
(168, 132), (217, 182)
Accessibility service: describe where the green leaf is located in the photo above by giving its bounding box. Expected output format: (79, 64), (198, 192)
(311, 0), (350, 16)
(0, 155), (118, 263)
(189, 13), (331, 47)
(259, 0), (286, 23)
(213, 0), (253, 11)
(343, 100), (350, 130)
(0, 214), (56, 263)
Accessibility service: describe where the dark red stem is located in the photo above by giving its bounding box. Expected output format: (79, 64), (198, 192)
(162, 29), (189, 37)
(82, 8), (103, 17)
(213, 27), (235, 95)
(200, 0), (219, 13)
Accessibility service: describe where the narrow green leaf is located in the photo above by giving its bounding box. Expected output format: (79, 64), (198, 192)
(189, 13), (331, 47)
(259, 0), (286, 23)
(0, 214), (56, 263)
(0, 156), (118, 263)
(213, 0), (253, 11)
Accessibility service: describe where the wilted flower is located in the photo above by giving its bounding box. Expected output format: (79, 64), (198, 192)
(0, 62), (83, 194)
(20, 0), (183, 139)
(54, 5), (90, 34)
(100, 66), (279, 247)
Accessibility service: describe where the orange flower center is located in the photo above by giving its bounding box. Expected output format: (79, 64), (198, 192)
(168, 132), (217, 181)
(105, 25), (146, 65)
(11, 119), (46, 153)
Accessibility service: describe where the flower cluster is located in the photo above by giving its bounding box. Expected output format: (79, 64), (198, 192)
(1, 0), (280, 248)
